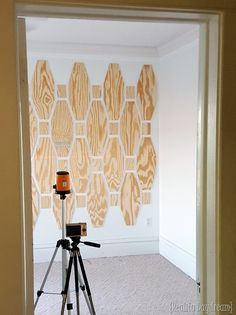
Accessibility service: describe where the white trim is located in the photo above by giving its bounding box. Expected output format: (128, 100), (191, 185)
(33, 237), (159, 263)
(159, 236), (196, 280)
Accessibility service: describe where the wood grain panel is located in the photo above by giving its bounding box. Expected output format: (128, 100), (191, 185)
(87, 100), (108, 156)
(32, 178), (39, 226)
(76, 122), (85, 136)
(137, 137), (156, 190)
(92, 85), (102, 98)
(58, 160), (68, 171)
(76, 195), (86, 208)
(39, 122), (49, 135)
(104, 64), (124, 120)
(87, 174), (108, 226)
(57, 84), (67, 98)
(104, 138), (124, 192)
(32, 60), (55, 119)
(110, 194), (119, 206)
(41, 195), (51, 208)
(92, 158), (103, 173)
(125, 157), (136, 171)
(120, 173), (141, 225)
(137, 65), (156, 120)
(53, 192), (75, 228)
(109, 122), (119, 135)
(142, 191), (151, 204)
(34, 138), (56, 194)
(29, 102), (38, 155)
(126, 86), (135, 99)
(142, 122), (151, 136)
(69, 63), (90, 120)
(69, 138), (90, 193)
(51, 101), (73, 157)
(120, 101), (141, 155)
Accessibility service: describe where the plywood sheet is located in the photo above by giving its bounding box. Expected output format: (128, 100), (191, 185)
(126, 86), (135, 99)
(142, 122), (151, 136)
(125, 157), (136, 171)
(142, 191), (151, 204)
(76, 195), (86, 208)
(92, 158), (103, 173)
(29, 102), (38, 155)
(41, 195), (51, 208)
(76, 122), (85, 136)
(58, 160), (68, 171)
(87, 174), (108, 226)
(69, 138), (90, 193)
(104, 138), (124, 192)
(32, 178), (40, 226)
(92, 85), (102, 98)
(53, 192), (75, 228)
(87, 100), (108, 156)
(34, 138), (56, 194)
(32, 60), (55, 119)
(104, 64), (124, 120)
(57, 84), (67, 98)
(137, 65), (156, 120)
(110, 194), (119, 206)
(120, 173), (141, 225)
(109, 122), (119, 135)
(39, 122), (49, 135)
(137, 137), (156, 190)
(69, 63), (90, 120)
(120, 101), (141, 155)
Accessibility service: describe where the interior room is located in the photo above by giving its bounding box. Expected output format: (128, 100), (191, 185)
(26, 17), (199, 314)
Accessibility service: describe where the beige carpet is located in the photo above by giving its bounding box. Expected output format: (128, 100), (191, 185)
(34, 254), (197, 315)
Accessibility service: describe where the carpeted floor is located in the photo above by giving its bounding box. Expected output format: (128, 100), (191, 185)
(34, 254), (197, 315)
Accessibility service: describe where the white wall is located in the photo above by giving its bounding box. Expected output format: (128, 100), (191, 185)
(27, 51), (159, 263)
(158, 39), (199, 279)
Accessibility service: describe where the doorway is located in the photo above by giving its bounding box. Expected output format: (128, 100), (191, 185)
(16, 3), (219, 314)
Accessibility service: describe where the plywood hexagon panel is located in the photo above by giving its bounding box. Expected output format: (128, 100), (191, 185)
(104, 138), (124, 192)
(34, 138), (56, 194)
(32, 60), (55, 119)
(121, 173), (141, 225)
(32, 178), (40, 226)
(69, 63), (90, 120)
(120, 101), (141, 155)
(29, 102), (38, 155)
(137, 65), (156, 120)
(104, 64), (124, 120)
(51, 100), (73, 157)
(87, 174), (108, 226)
(69, 138), (90, 193)
(87, 100), (108, 156)
(53, 191), (75, 228)
(137, 137), (157, 190)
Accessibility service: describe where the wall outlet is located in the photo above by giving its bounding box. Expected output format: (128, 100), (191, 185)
(146, 218), (152, 226)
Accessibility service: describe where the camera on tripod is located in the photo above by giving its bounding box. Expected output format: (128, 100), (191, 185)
(66, 223), (87, 238)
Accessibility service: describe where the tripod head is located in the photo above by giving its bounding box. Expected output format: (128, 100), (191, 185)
(70, 236), (101, 249)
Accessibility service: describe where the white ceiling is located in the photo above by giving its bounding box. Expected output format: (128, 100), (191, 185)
(26, 17), (199, 50)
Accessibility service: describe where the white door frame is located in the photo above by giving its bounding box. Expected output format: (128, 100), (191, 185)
(16, 4), (221, 314)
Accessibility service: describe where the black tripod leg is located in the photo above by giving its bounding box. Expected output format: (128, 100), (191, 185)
(73, 255), (80, 315)
(77, 253), (96, 315)
(61, 254), (73, 315)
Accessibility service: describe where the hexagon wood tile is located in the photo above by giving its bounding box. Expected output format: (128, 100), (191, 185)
(51, 100), (73, 157)
(69, 63), (90, 120)
(104, 64), (124, 120)
(34, 138), (56, 194)
(87, 174), (108, 226)
(69, 138), (90, 193)
(30, 60), (157, 228)
(32, 60), (55, 119)
(137, 137), (157, 190)
(104, 138), (124, 192)
(121, 173), (141, 225)
(87, 100), (108, 156)
(120, 101), (141, 155)
(137, 65), (156, 120)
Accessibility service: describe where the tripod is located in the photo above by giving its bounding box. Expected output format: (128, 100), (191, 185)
(34, 236), (100, 315)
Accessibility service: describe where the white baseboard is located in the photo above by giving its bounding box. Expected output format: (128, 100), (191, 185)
(33, 237), (159, 263)
(159, 236), (196, 280)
